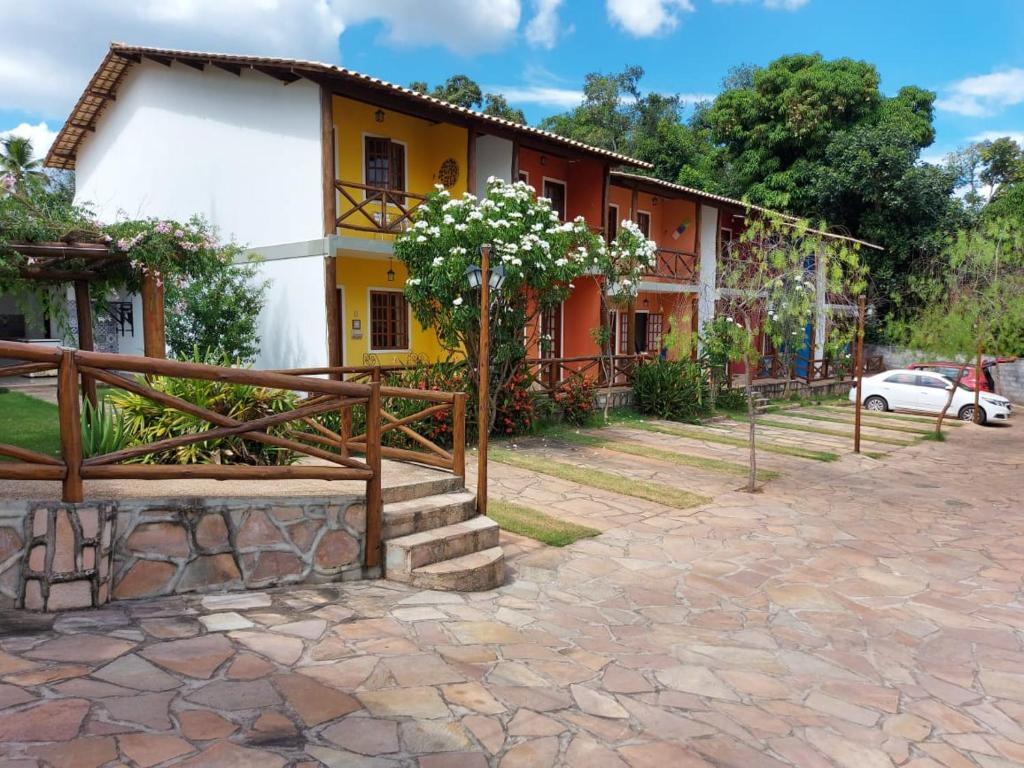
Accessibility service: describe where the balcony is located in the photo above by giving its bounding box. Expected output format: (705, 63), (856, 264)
(334, 180), (428, 236)
(644, 247), (698, 283)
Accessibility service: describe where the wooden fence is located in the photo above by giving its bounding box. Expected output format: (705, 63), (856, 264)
(0, 342), (470, 567)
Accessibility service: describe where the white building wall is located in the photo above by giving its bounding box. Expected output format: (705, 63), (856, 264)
(251, 254), (328, 371)
(74, 60), (323, 248)
(697, 203), (719, 339)
(475, 135), (514, 191)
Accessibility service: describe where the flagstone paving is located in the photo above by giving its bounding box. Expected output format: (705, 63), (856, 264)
(0, 418), (1020, 767)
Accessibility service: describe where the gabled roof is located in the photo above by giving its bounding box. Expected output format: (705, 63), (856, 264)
(46, 43), (652, 172)
(611, 170), (884, 250)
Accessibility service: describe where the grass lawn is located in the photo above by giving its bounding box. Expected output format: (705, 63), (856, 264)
(490, 446), (711, 510)
(817, 404), (962, 427)
(782, 410), (934, 435)
(548, 428), (780, 481)
(627, 420), (841, 462)
(754, 417), (915, 446)
(0, 390), (61, 458)
(488, 499), (601, 547)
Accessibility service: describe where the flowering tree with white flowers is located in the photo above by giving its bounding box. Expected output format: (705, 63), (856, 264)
(394, 178), (656, 433)
(714, 212), (864, 491)
(589, 218), (658, 419)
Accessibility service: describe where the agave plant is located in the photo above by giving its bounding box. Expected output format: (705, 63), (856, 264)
(80, 398), (130, 459)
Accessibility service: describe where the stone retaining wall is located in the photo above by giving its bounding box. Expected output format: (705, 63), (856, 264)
(0, 494), (369, 612)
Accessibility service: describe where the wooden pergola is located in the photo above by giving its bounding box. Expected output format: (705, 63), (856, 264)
(8, 240), (167, 405)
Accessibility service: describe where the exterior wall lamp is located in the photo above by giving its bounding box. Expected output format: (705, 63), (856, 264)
(374, 109), (385, 123)
(387, 257), (395, 282)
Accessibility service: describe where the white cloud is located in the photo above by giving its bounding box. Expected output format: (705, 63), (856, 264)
(489, 85), (584, 109)
(969, 130), (1024, 146)
(0, 122), (57, 159)
(606, 0), (694, 38)
(0, 0), (523, 119)
(525, 0), (566, 49)
(936, 68), (1024, 117)
(713, 0), (810, 9)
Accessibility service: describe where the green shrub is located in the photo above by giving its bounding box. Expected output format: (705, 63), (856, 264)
(81, 399), (130, 458)
(554, 374), (597, 426)
(715, 387), (748, 412)
(631, 359), (711, 422)
(108, 357), (299, 465)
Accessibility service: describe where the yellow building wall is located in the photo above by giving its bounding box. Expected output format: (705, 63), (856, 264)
(336, 255), (449, 367)
(332, 95), (469, 241)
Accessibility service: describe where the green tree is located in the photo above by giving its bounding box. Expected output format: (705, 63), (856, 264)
(394, 179), (652, 433)
(712, 212), (864, 491)
(0, 136), (47, 194)
(979, 137), (1024, 201)
(701, 55), (956, 316)
(165, 253), (268, 363)
(900, 216), (1024, 432)
(482, 93), (526, 125)
(540, 65), (724, 190)
(410, 76), (526, 124)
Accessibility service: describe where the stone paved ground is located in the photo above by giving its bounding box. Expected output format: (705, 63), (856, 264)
(2, 416), (1022, 767)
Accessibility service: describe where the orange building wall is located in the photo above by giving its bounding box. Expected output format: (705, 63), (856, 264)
(562, 280), (603, 360)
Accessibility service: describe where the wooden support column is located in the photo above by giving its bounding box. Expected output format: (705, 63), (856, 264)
(511, 138), (520, 182)
(320, 86), (337, 235)
(600, 164), (610, 241)
(320, 86), (342, 377)
(140, 271), (166, 358)
(73, 280), (98, 410)
(325, 258), (342, 373)
(626, 188), (640, 357)
(467, 130), (477, 195)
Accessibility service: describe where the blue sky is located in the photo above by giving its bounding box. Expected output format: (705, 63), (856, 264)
(2, 0), (1023, 165)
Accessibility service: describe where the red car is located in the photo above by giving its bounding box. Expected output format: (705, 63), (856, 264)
(907, 360), (1012, 392)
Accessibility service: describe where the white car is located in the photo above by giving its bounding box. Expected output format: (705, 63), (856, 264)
(850, 369), (1012, 424)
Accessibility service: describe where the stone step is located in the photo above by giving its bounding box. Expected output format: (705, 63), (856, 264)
(382, 475), (464, 505)
(385, 516), (500, 581)
(381, 490), (477, 541)
(406, 546), (505, 592)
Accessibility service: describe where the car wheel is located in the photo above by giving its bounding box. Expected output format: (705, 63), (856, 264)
(958, 404), (986, 424)
(864, 396), (888, 412)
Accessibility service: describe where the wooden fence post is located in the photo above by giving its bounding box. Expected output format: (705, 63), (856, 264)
(58, 349), (83, 502)
(364, 380), (383, 569)
(452, 392), (467, 479)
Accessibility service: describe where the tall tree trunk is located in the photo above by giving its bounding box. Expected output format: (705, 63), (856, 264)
(973, 340), (983, 424)
(744, 321), (757, 493)
(935, 369), (965, 435)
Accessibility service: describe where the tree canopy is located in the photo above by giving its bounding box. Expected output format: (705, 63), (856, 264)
(410, 75), (526, 124)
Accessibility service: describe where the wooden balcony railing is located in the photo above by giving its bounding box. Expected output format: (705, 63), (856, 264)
(525, 354), (644, 394)
(334, 180), (428, 235)
(645, 247), (698, 283)
(751, 354), (791, 381)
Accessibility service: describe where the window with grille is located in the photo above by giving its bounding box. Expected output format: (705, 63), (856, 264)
(647, 313), (664, 352)
(636, 211), (651, 238)
(543, 179), (567, 220)
(370, 291), (409, 350)
(364, 137), (406, 192)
